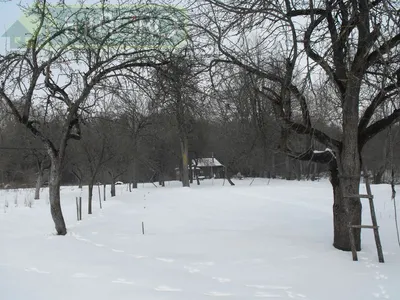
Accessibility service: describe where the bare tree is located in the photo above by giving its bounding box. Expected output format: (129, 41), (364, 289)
(200, 0), (400, 251)
(0, 1), (179, 234)
(153, 52), (202, 187)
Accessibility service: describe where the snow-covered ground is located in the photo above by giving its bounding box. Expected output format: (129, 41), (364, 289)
(1, 178), (399, 300)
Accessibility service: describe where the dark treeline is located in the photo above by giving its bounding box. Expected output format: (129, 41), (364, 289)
(2, 98), (400, 189)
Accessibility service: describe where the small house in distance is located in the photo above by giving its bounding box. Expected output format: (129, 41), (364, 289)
(192, 157), (224, 179)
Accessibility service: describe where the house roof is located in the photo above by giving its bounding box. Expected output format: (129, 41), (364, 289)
(193, 158), (224, 167)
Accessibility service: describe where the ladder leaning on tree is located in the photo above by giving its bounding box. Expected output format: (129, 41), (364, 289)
(339, 165), (385, 263)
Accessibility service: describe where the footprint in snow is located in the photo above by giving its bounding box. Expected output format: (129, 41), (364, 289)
(130, 254), (148, 259)
(373, 285), (390, 299)
(254, 292), (283, 298)
(155, 285), (182, 292)
(184, 266), (200, 273)
(25, 267), (50, 274)
(204, 291), (233, 297)
(212, 277), (231, 283)
(286, 291), (307, 298)
(112, 278), (135, 285)
(156, 257), (174, 263)
(112, 249), (124, 253)
(375, 272), (388, 280)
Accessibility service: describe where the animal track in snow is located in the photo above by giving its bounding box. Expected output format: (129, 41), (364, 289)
(130, 254), (148, 259)
(184, 266), (200, 273)
(111, 249), (124, 253)
(156, 257), (174, 263)
(25, 267), (50, 274)
(212, 277), (231, 283)
(286, 291), (307, 299)
(254, 292), (283, 298)
(112, 278), (135, 285)
(373, 285), (390, 298)
(375, 272), (388, 280)
(154, 285), (182, 292)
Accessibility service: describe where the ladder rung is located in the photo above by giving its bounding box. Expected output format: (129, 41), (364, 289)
(344, 194), (373, 199)
(350, 225), (378, 229)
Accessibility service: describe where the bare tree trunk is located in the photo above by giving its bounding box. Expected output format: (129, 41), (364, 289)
(295, 160), (301, 181)
(132, 156), (138, 189)
(330, 161), (361, 251)
(285, 156), (293, 180)
(189, 161), (193, 184)
(271, 152), (276, 178)
(48, 160), (67, 235)
(225, 166), (235, 186)
(34, 166), (44, 200)
(180, 137), (190, 187)
(88, 183), (94, 214)
(110, 181), (116, 197)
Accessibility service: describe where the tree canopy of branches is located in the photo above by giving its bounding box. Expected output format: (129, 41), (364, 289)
(198, 0), (400, 251)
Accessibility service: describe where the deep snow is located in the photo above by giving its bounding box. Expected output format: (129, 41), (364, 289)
(1, 178), (399, 299)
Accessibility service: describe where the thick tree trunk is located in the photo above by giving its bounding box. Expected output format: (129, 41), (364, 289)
(333, 81), (363, 251)
(110, 181), (116, 197)
(285, 156), (292, 180)
(88, 183), (93, 214)
(180, 137), (190, 187)
(330, 162), (362, 251)
(48, 161), (67, 235)
(34, 168), (44, 200)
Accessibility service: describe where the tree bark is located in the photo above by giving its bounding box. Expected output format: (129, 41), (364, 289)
(110, 181), (116, 197)
(131, 156), (138, 189)
(48, 160), (67, 235)
(180, 137), (190, 187)
(271, 152), (276, 178)
(330, 161), (362, 251)
(88, 183), (93, 214)
(285, 156), (292, 180)
(34, 165), (44, 200)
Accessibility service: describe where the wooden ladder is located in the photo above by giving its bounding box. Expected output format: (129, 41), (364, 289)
(342, 166), (384, 263)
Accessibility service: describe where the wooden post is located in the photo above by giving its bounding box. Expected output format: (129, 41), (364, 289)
(80, 197), (82, 220)
(141, 221), (145, 235)
(98, 184), (102, 209)
(103, 184), (106, 201)
(76, 197), (79, 221)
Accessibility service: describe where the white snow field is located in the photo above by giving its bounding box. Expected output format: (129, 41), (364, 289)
(1, 178), (399, 300)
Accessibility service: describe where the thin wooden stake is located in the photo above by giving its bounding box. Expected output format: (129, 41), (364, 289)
(98, 184), (102, 209)
(142, 221), (145, 235)
(76, 197), (79, 221)
(79, 197), (82, 220)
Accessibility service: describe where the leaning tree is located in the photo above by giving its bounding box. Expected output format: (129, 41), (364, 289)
(0, 0), (185, 234)
(199, 0), (400, 251)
